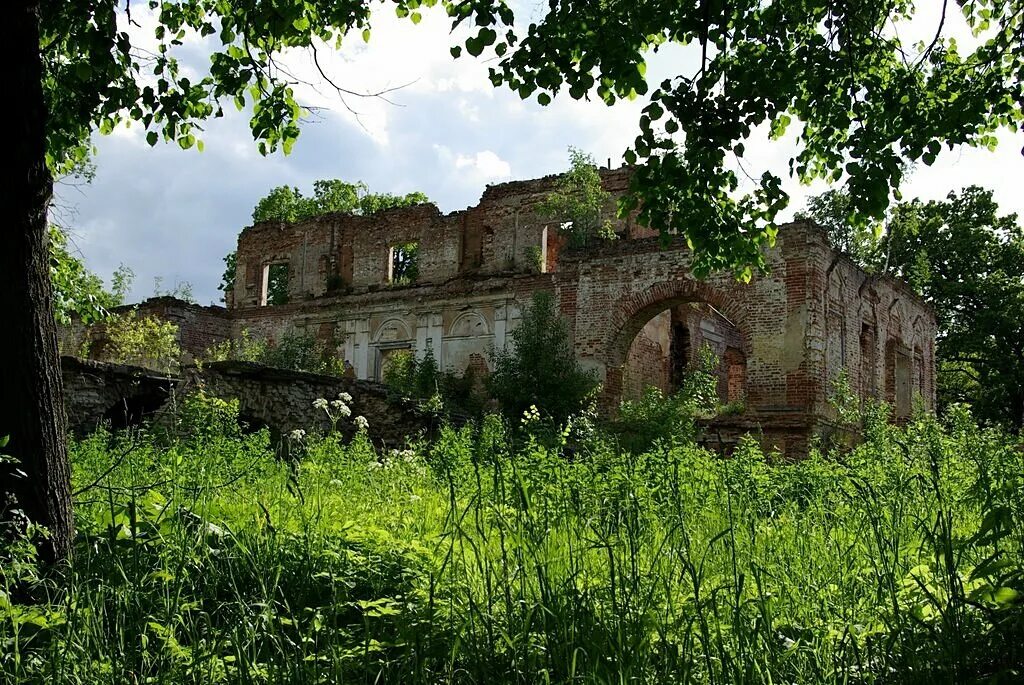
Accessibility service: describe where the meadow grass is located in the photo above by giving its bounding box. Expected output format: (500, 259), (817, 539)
(2, 396), (1022, 683)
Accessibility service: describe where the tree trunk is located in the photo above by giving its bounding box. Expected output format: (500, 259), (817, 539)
(1, 0), (74, 564)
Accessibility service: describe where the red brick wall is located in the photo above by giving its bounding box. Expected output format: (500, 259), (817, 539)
(64, 169), (935, 456)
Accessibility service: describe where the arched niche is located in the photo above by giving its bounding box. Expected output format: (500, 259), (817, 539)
(372, 317), (413, 344)
(448, 311), (490, 338)
(444, 310), (492, 377)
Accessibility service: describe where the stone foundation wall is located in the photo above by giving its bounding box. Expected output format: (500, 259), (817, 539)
(187, 361), (438, 447)
(62, 356), (178, 435)
(62, 358), (446, 448)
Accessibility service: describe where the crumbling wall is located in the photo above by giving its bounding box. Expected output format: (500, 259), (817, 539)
(62, 358), (448, 448)
(62, 356), (179, 435)
(187, 362), (447, 447)
(59, 298), (230, 364)
(61, 168), (936, 457)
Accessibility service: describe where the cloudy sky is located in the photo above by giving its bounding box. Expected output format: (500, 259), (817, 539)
(55, 4), (1024, 305)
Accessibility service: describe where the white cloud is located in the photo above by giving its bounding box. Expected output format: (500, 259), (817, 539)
(434, 145), (512, 183)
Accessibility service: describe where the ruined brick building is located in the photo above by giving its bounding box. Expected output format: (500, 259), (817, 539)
(64, 167), (936, 453)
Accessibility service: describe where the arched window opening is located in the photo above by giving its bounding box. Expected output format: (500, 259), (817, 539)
(886, 338), (912, 420)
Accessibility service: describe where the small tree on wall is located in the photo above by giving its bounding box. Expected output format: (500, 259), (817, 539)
(539, 148), (617, 248)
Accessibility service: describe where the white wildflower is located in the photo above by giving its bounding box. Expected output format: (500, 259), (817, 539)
(409, 494), (421, 502)
(312, 398), (329, 411)
(338, 392), (353, 403)
(290, 429), (306, 440)
(354, 415), (369, 431)
(337, 404), (352, 418)
(330, 399), (346, 410)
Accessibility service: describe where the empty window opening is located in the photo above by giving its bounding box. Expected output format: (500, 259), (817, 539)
(914, 347), (925, 398)
(669, 321), (691, 392)
(886, 339), (912, 420)
(261, 263), (290, 306)
(389, 242), (419, 285)
(895, 349), (912, 419)
(724, 347), (747, 404)
(860, 323), (877, 401)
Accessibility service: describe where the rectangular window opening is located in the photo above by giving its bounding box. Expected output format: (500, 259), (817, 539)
(388, 242), (419, 285)
(261, 262), (290, 306)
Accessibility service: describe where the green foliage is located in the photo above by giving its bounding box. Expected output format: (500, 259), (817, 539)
(539, 147), (617, 248)
(881, 187), (1024, 429)
(260, 327), (344, 376)
(383, 348), (484, 415)
(795, 189), (882, 264)
(48, 225), (122, 324)
(202, 328), (267, 365)
(389, 242), (419, 285)
(614, 345), (722, 452)
(488, 291), (599, 423)
(152, 276), (196, 303)
(109, 263), (135, 305)
(206, 328), (345, 376)
(265, 263), (290, 305)
(41, 1), (449, 173)
(448, 0), (1024, 276)
(523, 244), (544, 273)
(252, 179), (428, 223)
(4, 401), (1024, 682)
(216, 251), (236, 303)
(103, 309), (181, 373)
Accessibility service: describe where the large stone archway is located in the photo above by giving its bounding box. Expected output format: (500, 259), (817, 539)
(549, 238), (781, 417)
(594, 278), (754, 411)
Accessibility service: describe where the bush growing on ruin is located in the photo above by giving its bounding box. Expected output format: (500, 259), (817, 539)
(613, 345), (720, 452)
(488, 291), (599, 423)
(103, 309), (181, 374)
(539, 148), (618, 248)
(203, 329), (345, 377)
(383, 348), (485, 415)
(252, 180), (429, 224)
(257, 331), (345, 376)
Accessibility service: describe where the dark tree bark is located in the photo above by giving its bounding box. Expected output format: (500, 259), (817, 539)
(1, 0), (74, 564)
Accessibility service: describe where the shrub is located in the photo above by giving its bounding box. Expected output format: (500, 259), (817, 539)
(204, 328), (344, 376)
(103, 308), (181, 373)
(488, 291), (598, 423)
(539, 147), (617, 247)
(383, 348), (484, 415)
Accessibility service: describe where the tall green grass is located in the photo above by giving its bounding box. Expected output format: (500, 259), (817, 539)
(2, 397), (1022, 683)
